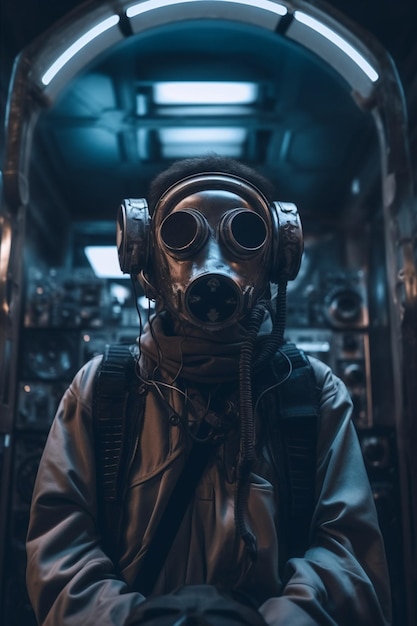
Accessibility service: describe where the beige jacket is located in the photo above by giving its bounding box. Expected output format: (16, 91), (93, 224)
(26, 354), (391, 626)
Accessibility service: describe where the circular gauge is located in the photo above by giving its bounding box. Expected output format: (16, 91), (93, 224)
(325, 287), (363, 327)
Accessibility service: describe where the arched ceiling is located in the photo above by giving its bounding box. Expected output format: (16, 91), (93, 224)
(1, 0), (416, 246)
(30, 18), (376, 227)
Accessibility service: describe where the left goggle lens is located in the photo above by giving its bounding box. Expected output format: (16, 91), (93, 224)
(159, 209), (208, 257)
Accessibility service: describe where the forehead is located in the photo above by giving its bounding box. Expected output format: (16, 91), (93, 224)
(170, 189), (257, 218)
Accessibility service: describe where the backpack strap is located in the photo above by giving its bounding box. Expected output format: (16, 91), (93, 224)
(93, 343), (147, 562)
(277, 342), (320, 557)
(256, 342), (320, 562)
(133, 421), (215, 596)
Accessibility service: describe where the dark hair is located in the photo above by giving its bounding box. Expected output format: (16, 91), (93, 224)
(148, 153), (275, 214)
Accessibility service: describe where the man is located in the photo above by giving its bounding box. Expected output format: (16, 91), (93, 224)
(26, 155), (391, 625)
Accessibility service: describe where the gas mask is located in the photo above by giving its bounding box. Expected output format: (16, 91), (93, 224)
(116, 173), (303, 331)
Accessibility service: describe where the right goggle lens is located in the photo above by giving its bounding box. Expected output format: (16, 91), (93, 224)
(221, 209), (268, 256)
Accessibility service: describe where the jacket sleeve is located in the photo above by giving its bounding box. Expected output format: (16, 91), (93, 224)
(26, 357), (146, 626)
(259, 358), (392, 626)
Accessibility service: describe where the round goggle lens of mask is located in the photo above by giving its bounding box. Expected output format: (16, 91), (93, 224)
(221, 209), (267, 256)
(185, 273), (242, 328)
(159, 209), (208, 258)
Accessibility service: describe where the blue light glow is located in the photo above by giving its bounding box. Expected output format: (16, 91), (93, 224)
(293, 11), (379, 83)
(41, 15), (120, 86)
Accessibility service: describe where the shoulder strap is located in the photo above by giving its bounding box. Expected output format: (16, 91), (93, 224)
(133, 424), (214, 596)
(257, 342), (320, 561)
(278, 342), (320, 555)
(93, 343), (146, 561)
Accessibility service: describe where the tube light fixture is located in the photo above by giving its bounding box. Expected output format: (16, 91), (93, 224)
(41, 15), (120, 86)
(162, 143), (243, 157)
(160, 127), (246, 142)
(293, 11), (379, 83)
(154, 81), (258, 105)
(126, 0), (287, 19)
(159, 127), (246, 158)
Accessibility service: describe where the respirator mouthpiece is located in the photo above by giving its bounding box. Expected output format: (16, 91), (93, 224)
(185, 273), (243, 329)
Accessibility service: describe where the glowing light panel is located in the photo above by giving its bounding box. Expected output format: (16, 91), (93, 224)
(41, 15), (120, 86)
(159, 127), (246, 142)
(293, 11), (379, 82)
(126, 0), (287, 18)
(85, 246), (123, 278)
(159, 127), (246, 157)
(154, 81), (258, 105)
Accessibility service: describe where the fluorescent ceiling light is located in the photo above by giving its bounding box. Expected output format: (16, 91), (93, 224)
(154, 81), (258, 105)
(41, 15), (120, 86)
(152, 105), (254, 116)
(162, 143), (243, 157)
(85, 245), (123, 278)
(159, 127), (246, 142)
(293, 11), (379, 83)
(126, 0), (287, 18)
(159, 127), (247, 157)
